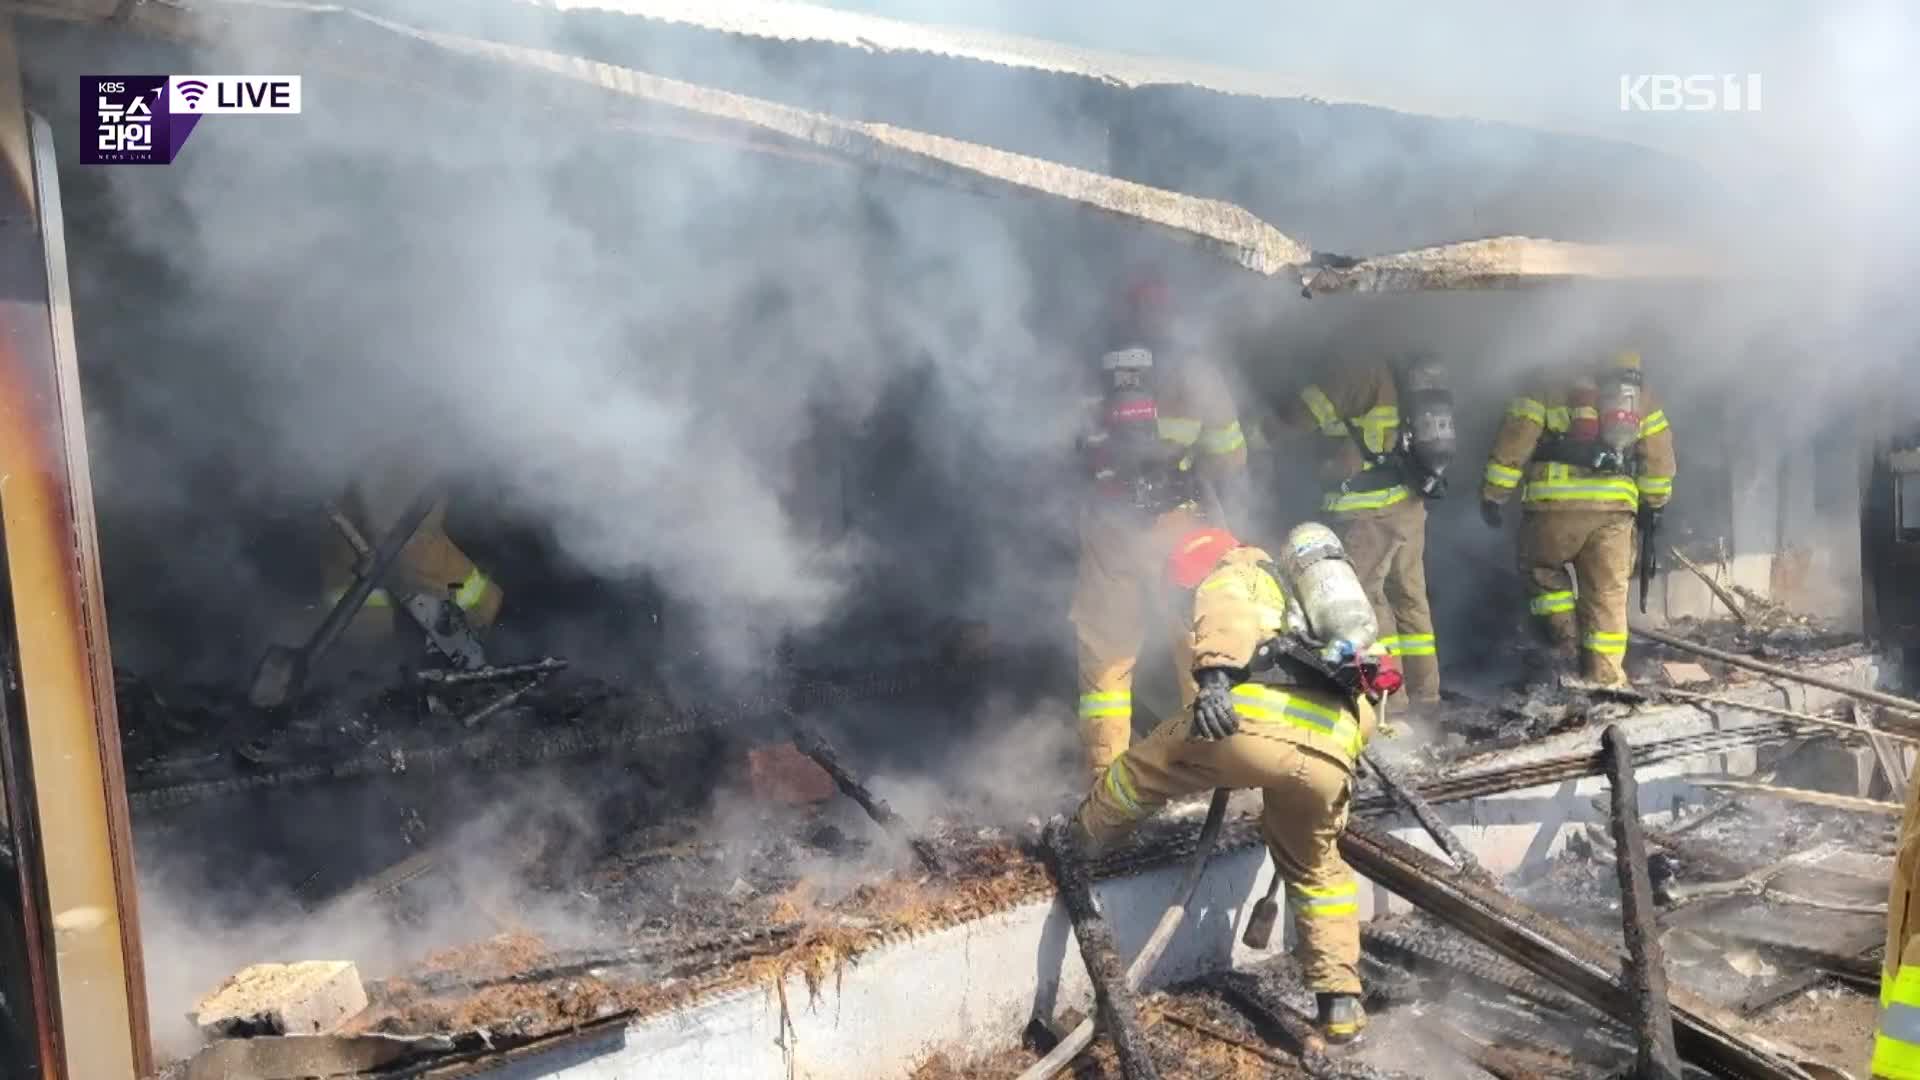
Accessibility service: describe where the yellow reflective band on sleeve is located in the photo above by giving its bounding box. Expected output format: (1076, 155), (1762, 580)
(1522, 473), (1641, 508)
(1639, 410), (1670, 438)
(1530, 591), (1576, 616)
(1874, 965), (1920, 1079)
(1637, 475), (1673, 497)
(1078, 691), (1132, 719)
(1323, 484), (1411, 514)
(1485, 462), (1523, 489)
(1379, 634), (1436, 658)
(1570, 405), (1599, 423)
(1354, 404), (1400, 454)
(1103, 756), (1144, 816)
(1199, 420), (1246, 455)
(1288, 879), (1360, 918)
(454, 568), (492, 610)
(1583, 631), (1629, 656)
(1544, 406), (1571, 432)
(1507, 398), (1546, 425)
(1230, 684), (1364, 761)
(1301, 385), (1342, 433)
(1158, 416), (1202, 446)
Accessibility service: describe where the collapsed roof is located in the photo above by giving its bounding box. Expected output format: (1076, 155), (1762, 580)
(12, 0), (1717, 289)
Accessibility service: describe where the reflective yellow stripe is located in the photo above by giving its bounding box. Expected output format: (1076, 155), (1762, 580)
(1530, 591), (1576, 616)
(1288, 879), (1360, 918)
(1507, 398), (1546, 425)
(1353, 404), (1400, 454)
(1639, 410), (1670, 438)
(1323, 484), (1410, 513)
(1078, 691), (1131, 719)
(1570, 405), (1599, 422)
(1301, 385), (1341, 433)
(326, 587), (391, 609)
(1876, 965), (1920, 1078)
(1544, 406), (1571, 432)
(1103, 756), (1143, 815)
(1485, 462), (1523, 489)
(1199, 420), (1245, 455)
(1379, 634), (1436, 658)
(1158, 416), (1202, 446)
(454, 568), (492, 610)
(1523, 474), (1641, 507)
(1230, 685), (1364, 761)
(1583, 631), (1628, 655)
(1637, 475), (1673, 497)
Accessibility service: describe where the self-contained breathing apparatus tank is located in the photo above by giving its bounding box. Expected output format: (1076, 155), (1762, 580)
(1542, 354), (1644, 473)
(1274, 522), (1379, 657)
(1394, 356), (1456, 497)
(1087, 346), (1187, 512)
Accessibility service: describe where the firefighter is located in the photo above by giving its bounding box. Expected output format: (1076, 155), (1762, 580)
(1275, 356), (1454, 712)
(1873, 768), (1920, 1078)
(1479, 350), (1676, 688)
(1065, 522), (1392, 1042)
(323, 470), (504, 643)
(1070, 278), (1248, 777)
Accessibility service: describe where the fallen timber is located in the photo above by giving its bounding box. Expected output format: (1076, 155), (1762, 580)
(1038, 821), (1161, 1080)
(1600, 725), (1682, 1080)
(1350, 719), (1812, 818)
(1339, 818), (1817, 1080)
(1018, 790), (1230, 1080)
(789, 721), (946, 876)
(1634, 625), (1920, 722)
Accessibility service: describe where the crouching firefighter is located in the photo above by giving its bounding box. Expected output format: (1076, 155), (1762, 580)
(1064, 522), (1398, 1042)
(1279, 356), (1454, 712)
(1071, 280), (1248, 777)
(1480, 350), (1675, 688)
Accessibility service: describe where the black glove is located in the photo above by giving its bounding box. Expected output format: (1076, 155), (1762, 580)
(1638, 505), (1663, 532)
(1480, 499), (1504, 529)
(1190, 668), (1239, 741)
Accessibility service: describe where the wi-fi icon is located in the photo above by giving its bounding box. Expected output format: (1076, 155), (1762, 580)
(175, 79), (209, 107)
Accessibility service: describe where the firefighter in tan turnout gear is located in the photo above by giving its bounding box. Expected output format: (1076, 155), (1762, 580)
(1071, 280), (1248, 776)
(1874, 770), (1920, 1078)
(324, 470), (505, 642)
(1277, 357), (1454, 709)
(1480, 351), (1676, 687)
(1068, 522), (1395, 1042)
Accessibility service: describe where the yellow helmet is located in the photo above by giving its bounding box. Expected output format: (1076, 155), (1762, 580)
(1611, 349), (1642, 371)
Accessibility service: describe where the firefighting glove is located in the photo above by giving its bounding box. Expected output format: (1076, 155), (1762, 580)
(1479, 499), (1504, 529)
(1638, 505), (1663, 533)
(1191, 668), (1240, 741)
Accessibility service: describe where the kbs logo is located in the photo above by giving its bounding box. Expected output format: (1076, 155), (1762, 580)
(1619, 74), (1762, 112)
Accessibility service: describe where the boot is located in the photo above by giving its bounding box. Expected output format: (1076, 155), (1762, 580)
(1315, 992), (1367, 1044)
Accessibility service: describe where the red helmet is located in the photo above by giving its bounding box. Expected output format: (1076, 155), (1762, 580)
(1166, 527), (1239, 589)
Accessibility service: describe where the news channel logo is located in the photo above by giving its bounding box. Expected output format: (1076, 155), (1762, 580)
(81, 75), (303, 165)
(1619, 74), (1762, 112)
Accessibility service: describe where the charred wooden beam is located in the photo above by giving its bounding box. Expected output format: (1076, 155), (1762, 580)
(1601, 726), (1682, 1080)
(1361, 747), (1483, 878)
(1039, 821), (1160, 1080)
(1339, 818), (1816, 1080)
(1633, 625), (1920, 722)
(788, 722), (945, 876)
(1018, 790), (1230, 1080)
